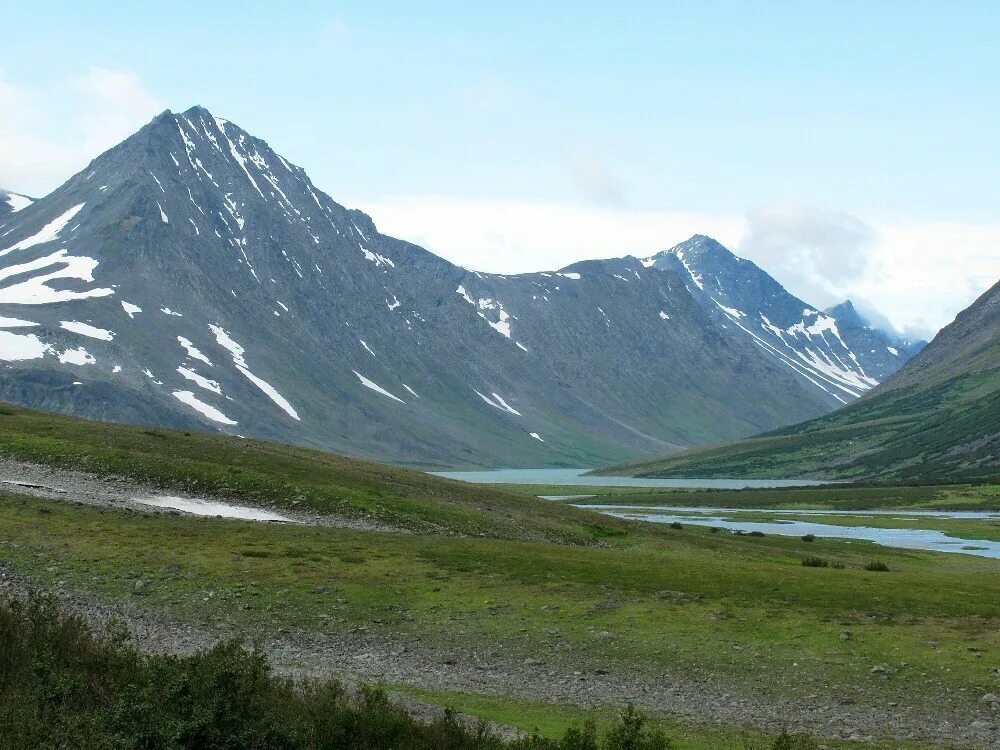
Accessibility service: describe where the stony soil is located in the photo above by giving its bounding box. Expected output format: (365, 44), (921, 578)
(0, 456), (404, 532)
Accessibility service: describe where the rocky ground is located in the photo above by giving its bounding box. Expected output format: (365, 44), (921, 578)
(0, 456), (404, 532)
(1, 457), (998, 748)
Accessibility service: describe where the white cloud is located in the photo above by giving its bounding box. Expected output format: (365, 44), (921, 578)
(0, 68), (162, 196)
(71, 68), (162, 157)
(737, 204), (876, 308)
(848, 221), (1000, 339)
(354, 195), (998, 336)
(353, 195), (743, 272)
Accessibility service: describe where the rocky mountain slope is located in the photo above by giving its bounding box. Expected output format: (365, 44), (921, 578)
(0, 190), (34, 218)
(0, 107), (918, 467)
(643, 236), (922, 403)
(601, 278), (1000, 482)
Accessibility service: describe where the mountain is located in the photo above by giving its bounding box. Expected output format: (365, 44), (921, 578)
(824, 299), (926, 360)
(642, 236), (916, 402)
(0, 106), (919, 468)
(599, 278), (1000, 482)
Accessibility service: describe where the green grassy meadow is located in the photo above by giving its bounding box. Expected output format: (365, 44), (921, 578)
(2, 494), (997, 727)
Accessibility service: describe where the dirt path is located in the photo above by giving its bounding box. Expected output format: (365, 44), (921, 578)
(0, 456), (403, 532)
(0, 458), (997, 747)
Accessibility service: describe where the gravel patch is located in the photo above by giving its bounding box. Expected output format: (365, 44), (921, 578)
(0, 455), (404, 533)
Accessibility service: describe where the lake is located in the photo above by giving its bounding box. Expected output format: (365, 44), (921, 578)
(431, 468), (830, 489)
(589, 505), (1000, 559)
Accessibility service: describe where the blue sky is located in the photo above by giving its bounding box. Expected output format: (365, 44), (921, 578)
(3, 1), (998, 335)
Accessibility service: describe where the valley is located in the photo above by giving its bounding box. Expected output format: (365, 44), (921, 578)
(0, 403), (999, 747)
(3, 8), (999, 749)
(601, 278), (1000, 483)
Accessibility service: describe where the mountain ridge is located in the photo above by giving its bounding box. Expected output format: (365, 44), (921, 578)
(0, 105), (921, 467)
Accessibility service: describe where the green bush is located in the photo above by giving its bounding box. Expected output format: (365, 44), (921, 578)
(801, 557), (829, 568)
(0, 595), (816, 750)
(603, 705), (672, 750)
(864, 561), (890, 572)
(0, 595), (689, 750)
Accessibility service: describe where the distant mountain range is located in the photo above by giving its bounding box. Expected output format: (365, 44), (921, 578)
(601, 277), (1000, 482)
(0, 106), (922, 467)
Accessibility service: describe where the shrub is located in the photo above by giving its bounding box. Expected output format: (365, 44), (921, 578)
(668, 522), (683, 530)
(770, 728), (819, 749)
(603, 705), (673, 750)
(864, 561), (890, 572)
(0, 594), (690, 750)
(746, 531), (766, 537)
(801, 557), (829, 568)
(800, 534), (816, 542)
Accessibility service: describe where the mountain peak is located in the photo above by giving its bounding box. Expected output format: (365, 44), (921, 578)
(639, 234), (733, 269)
(181, 104), (214, 118)
(669, 234), (730, 255)
(825, 299), (867, 327)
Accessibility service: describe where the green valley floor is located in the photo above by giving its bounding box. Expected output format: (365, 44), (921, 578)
(0, 405), (998, 747)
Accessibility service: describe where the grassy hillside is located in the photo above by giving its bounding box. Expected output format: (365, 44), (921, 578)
(599, 279), (1000, 481)
(0, 402), (619, 544)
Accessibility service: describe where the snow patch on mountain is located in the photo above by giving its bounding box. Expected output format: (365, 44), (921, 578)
(177, 366), (223, 394)
(456, 285), (475, 304)
(1, 203), (85, 256)
(172, 390), (237, 425)
(353, 370), (405, 403)
(0, 249), (114, 304)
(476, 298), (512, 338)
(57, 346), (96, 366)
(670, 248), (704, 290)
(475, 389), (521, 416)
(59, 321), (114, 341)
(0, 331), (50, 361)
(0, 316), (38, 328)
(178, 336), (212, 365)
(209, 324), (300, 420)
(4, 193), (33, 213)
